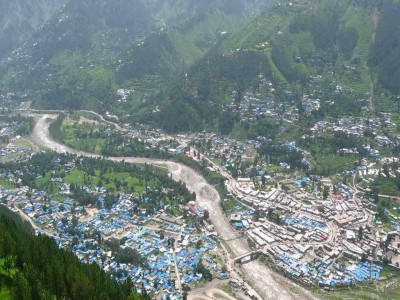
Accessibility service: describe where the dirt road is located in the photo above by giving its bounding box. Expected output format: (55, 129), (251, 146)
(30, 114), (318, 300)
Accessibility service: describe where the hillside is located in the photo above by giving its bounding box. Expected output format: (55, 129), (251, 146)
(370, 0), (400, 96)
(1, 0), (400, 134)
(0, 207), (149, 300)
(0, 0), (65, 60)
(0, 0), (269, 112)
(150, 0), (400, 133)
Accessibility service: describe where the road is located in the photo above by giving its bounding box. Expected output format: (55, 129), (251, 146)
(14, 207), (57, 238)
(30, 113), (318, 300)
(174, 228), (183, 293)
(19, 108), (122, 130)
(189, 278), (237, 300)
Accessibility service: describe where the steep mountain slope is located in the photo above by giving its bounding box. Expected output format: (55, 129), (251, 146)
(150, 0), (400, 133)
(370, 0), (400, 96)
(0, 0), (269, 111)
(3, 0), (399, 134)
(0, 208), (149, 300)
(0, 0), (65, 60)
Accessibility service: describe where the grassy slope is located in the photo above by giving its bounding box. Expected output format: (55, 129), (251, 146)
(342, 6), (374, 95)
(369, 1), (400, 112)
(2, 0), (262, 115)
(219, 0), (379, 108)
(152, 0), (400, 134)
(34, 165), (156, 199)
(315, 276), (400, 300)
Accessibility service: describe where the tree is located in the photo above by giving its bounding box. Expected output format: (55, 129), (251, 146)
(361, 253), (367, 262)
(159, 230), (165, 240)
(333, 184), (337, 195)
(4, 258), (14, 275)
(383, 256), (391, 265)
(196, 239), (203, 249)
(371, 186), (380, 203)
(358, 226), (363, 240)
(253, 210), (261, 221)
(249, 167), (257, 178)
(194, 261), (212, 281)
(261, 174), (266, 186)
(72, 215), (79, 228)
(13, 272), (31, 300)
(385, 234), (393, 249)
(182, 291), (188, 300)
(267, 208), (273, 220)
(203, 209), (210, 220)
(323, 186), (329, 200)
(114, 247), (145, 266)
(275, 214), (281, 225)
(0, 214), (148, 300)
(97, 180), (103, 188)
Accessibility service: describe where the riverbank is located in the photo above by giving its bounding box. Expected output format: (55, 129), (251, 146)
(29, 113), (317, 300)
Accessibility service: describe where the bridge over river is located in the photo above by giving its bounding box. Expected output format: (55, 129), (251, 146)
(28, 112), (318, 300)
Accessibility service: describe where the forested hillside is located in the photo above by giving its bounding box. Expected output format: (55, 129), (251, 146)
(369, 0), (400, 95)
(0, 0), (64, 60)
(1, 0), (400, 134)
(0, 208), (149, 300)
(153, 50), (267, 133)
(150, 0), (400, 133)
(0, 0), (268, 112)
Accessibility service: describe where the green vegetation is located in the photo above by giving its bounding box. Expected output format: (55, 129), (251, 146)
(146, 0), (382, 133)
(49, 114), (172, 158)
(49, 114), (107, 153)
(312, 154), (358, 176)
(370, 0), (400, 96)
(194, 260), (212, 281)
(0, 209), (149, 300)
(299, 132), (366, 175)
(0, 0), (63, 59)
(374, 178), (400, 196)
(0, 115), (34, 145)
(1, 0), (262, 117)
(314, 277), (400, 300)
(2, 0), (400, 136)
(372, 162), (400, 195)
(0, 152), (196, 211)
(221, 197), (241, 213)
(154, 49), (268, 133)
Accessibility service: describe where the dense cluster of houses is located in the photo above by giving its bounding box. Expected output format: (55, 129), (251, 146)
(0, 152), (228, 300)
(270, 243), (382, 287)
(0, 180), (225, 299)
(226, 76), (301, 125)
(0, 118), (40, 162)
(227, 178), (392, 288)
(310, 114), (398, 150)
(226, 169), (400, 288)
(191, 133), (250, 167)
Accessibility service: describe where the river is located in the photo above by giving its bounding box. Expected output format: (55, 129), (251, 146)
(30, 114), (318, 300)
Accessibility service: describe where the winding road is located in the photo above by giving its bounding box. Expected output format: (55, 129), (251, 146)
(30, 113), (318, 300)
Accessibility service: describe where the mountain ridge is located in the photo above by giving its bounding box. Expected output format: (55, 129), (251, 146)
(0, 0), (270, 112)
(1, 0), (400, 134)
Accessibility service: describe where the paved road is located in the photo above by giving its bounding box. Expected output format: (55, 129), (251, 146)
(30, 113), (318, 300)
